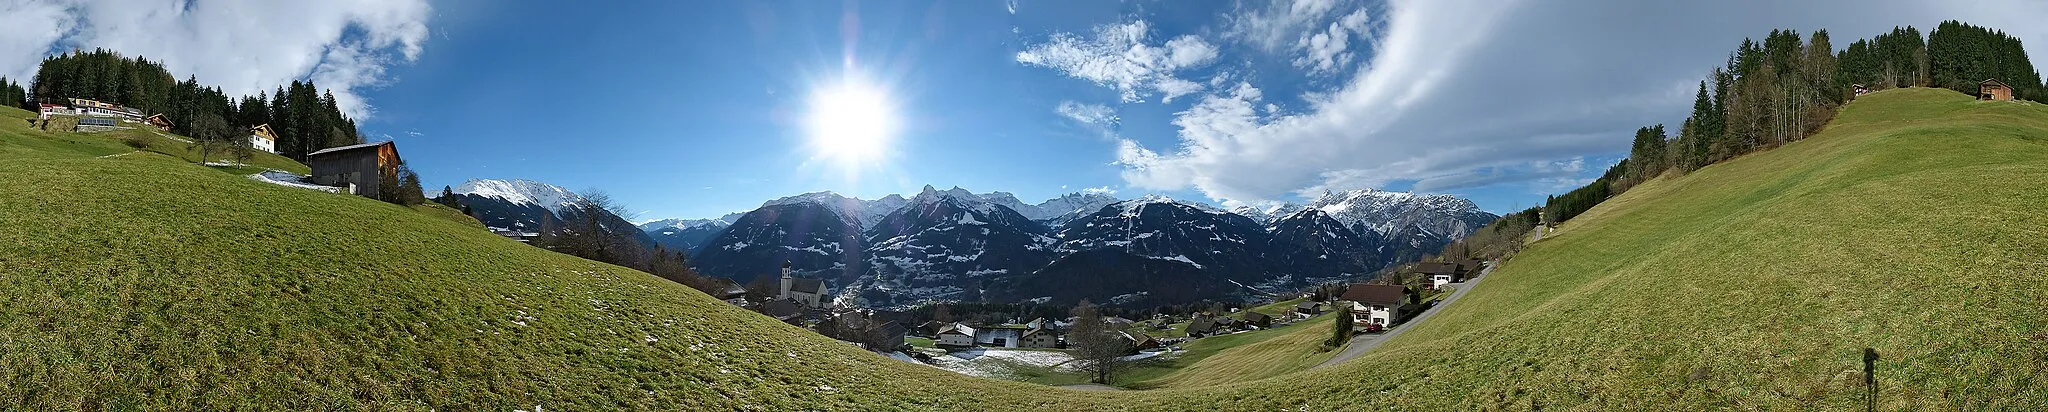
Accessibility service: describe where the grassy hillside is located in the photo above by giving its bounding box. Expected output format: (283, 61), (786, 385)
(0, 88), (2041, 410)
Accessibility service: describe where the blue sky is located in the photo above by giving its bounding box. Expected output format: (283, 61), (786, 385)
(8, 0), (2048, 220)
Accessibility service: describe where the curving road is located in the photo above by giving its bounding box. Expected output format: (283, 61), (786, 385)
(1313, 261), (1495, 369)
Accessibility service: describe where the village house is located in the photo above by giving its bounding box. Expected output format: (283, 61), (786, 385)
(1342, 284), (1411, 328)
(1185, 315), (1220, 337)
(249, 124), (279, 154)
(828, 311), (906, 351)
(1416, 262), (1460, 290)
(143, 113), (173, 130)
(761, 300), (804, 325)
(1018, 326), (1060, 348)
(1458, 259), (1486, 277)
(307, 141), (401, 198)
(1120, 331), (1159, 352)
(773, 263), (829, 309)
(1981, 79), (2015, 101)
(936, 323), (977, 347)
(1294, 301), (1321, 319)
(1241, 311), (1273, 328)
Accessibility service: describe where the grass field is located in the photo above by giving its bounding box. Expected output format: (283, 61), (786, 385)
(0, 88), (2042, 410)
(1120, 313), (1339, 389)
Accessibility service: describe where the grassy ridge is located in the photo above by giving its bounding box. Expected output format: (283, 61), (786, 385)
(0, 88), (2042, 410)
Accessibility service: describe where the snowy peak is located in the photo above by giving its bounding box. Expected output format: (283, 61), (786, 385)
(761, 191), (905, 230)
(637, 218), (728, 232)
(454, 179), (582, 213)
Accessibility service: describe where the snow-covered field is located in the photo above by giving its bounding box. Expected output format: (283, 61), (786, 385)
(920, 348), (1077, 378)
(248, 170), (343, 194)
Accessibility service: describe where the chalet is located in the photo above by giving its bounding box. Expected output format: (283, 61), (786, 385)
(143, 113), (173, 130)
(1241, 311), (1273, 328)
(1018, 326), (1060, 348)
(1120, 331), (1159, 351)
(1981, 79), (2015, 101)
(37, 103), (71, 119)
(715, 282), (749, 301)
(936, 323), (977, 347)
(1103, 316), (1136, 330)
(1342, 284), (1411, 327)
(1416, 262), (1460, 290)
(307, 141), (401, 199)
(1457, 259), (1486, 277)
(831, 312), (906, 351)
(761, 300), (804, 325)
(248, 124), (279, 154)
(773, 263), (829, 309)
(1294, 301), (1322, 318)
(1185, 315), (1220, 337)
(869, 321), (907, 351)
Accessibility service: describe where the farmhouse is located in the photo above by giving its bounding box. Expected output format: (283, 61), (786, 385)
(1416, 262), (1460, 290)
(1294, 301), (1321, 319)
(249, 124), (279, 154)
(761, 300), (804, 324)
(1120, 331), (1159, 351)
(1185, 315), (1220, 337)
(1981, 79), (2015, 101)
(1018, 326), (1060, 348)
(144, 114), (173, 129)
(936, 323), (977, 347)
(774, 263), (829, 309)
(1241, 311), (1273, 328)
(1342, 284), (1410, 327)
(307, 141), (401, 199)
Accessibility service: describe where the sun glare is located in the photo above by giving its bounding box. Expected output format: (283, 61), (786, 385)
(805, 78), (898, 166)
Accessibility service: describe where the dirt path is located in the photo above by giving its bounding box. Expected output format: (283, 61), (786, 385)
(1313, 261), (1496, 369)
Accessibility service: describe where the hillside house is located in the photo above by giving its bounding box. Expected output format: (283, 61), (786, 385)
(1981, 79), (2015, 101)
(67, 98), (145, 121)
(936, 323), (977, 347)
(1416, 262), (1460, 290)
(774, 263), (829, 309)
(144, 113), (173, 129)
(1294, 301), (1321, 319)
(249, 124), (279, 154)
(1343, 284), (1411, 327)
(1120, 331), (1159, 351)
(1019, 326), (1060, 348)
(761, 300), (804, 325)
(1242, 311), (1273, 328)
(37, 103), (70, 120)
(307, 141), (401, 199)
(1458, 259), (1486, 277)
(1185, 315), (1220, 337)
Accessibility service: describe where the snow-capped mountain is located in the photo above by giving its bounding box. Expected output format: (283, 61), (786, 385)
(455, 179), (583, 213)
(451, 178), (653, 246)
(762, 191), (908, 231)
(670, 185), (1495, 309)
(1301, 189), (1497, 238)
(689, 201), (866, 286)
(847, 186), (1059, 307)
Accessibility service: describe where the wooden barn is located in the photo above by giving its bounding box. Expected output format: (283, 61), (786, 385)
(1980, 79), (2014, 101)
(307, 141), (401, 198)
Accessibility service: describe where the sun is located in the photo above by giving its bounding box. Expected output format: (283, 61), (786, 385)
(804, 78), (898, 166)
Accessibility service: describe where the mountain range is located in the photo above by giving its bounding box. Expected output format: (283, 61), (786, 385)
(451, 179), (655, 247)
(618, 185), (1496, 309)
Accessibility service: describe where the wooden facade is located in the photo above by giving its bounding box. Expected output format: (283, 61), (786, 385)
(1980, 79), (2014, 101)
(307, 141), (401, 199)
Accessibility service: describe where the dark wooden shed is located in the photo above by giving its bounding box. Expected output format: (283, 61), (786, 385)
(1980, 79), (2014, 101)
(307, 141), (401, 199)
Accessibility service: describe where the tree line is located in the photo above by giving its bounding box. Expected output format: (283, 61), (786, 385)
(0, 77), (25, 109)
(1546, 21), (2042, 225)
(24, 49), (365, 161)
(492, 189), (732, 297)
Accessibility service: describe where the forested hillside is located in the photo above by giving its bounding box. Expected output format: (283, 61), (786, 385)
(1546, 21), (2047, 224)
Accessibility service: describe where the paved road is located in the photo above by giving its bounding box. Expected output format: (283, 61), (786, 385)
(1313, 261), (1495, 369)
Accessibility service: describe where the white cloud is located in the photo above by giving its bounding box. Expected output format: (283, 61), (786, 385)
(1016, 20), (1219, 103)
(0, 0), (432, 119)
(1080, 186), (1116, 195)
(1118, 0), (2048, 205)
(1223, 0), (1380, 75)
(1055, 101), (1118, 127)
